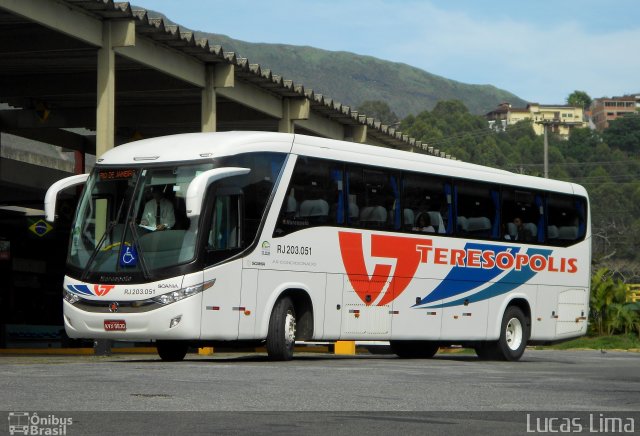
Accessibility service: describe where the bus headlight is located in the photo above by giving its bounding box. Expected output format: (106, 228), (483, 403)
(152, 283), (204, 306)
(63, 288), (81, 304)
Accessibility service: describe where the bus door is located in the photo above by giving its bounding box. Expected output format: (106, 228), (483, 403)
(201, 187), (245, 340)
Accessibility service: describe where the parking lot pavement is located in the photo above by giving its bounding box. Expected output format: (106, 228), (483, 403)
(1, 349), (639, 435)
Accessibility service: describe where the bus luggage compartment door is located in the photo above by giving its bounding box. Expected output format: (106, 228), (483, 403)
(555, 288), (588, 336)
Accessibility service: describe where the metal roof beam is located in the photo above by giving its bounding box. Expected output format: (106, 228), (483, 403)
(115, 35), (205, 87)
(296, 110), (344, 140)
(217, 79), (282, 119)
(3, 127), (94, 153)
(0, 0), (102, 46)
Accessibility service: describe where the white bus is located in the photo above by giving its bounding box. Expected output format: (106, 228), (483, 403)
(46, 131), (591, 361)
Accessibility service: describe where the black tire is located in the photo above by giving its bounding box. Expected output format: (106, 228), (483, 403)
(156, 340), (189, 362)
(477, 306), (529, 361)
(266, 297), (296, 361)
(390, 340), (439, 359)
(474, 343), (501, 360)
(496, 306), (529, 361)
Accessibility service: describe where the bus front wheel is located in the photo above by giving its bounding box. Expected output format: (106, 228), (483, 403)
(266, 297), (296, 361)
(156, 340), (189, 362)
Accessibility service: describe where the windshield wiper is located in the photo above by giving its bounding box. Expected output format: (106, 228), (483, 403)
(80, 196), (127, 281)
(80, 219), (118, 281)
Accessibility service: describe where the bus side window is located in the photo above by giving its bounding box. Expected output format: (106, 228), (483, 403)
(205, 188), (244, 267)
(401, 172), (449, 235)
(274, 157), (342, 237)
(455, 182), (498, 239)
(347, 166), (399, 231)
(208, 192), (242, 251)
(501, 189), (542, 242)
(546, 194), (586, 246)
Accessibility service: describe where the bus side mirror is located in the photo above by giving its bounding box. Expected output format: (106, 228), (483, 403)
(186, 167), (250, 218)
(44, 173), (89, 222)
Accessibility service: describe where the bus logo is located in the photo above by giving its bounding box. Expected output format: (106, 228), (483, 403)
(339, 231), (578, 308)
(94, 285), (115, 296)
(339, 232), (429, 306)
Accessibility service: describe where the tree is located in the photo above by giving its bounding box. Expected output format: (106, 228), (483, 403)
(607, 303), (640, 336)
(602, 114), (640, 154)
(566, 90), (592, 109)
(589, 268), (628, 336)
(356, 100), (399, 125)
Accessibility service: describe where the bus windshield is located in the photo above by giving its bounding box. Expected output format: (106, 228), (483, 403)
(68, 152), (287, 281)
(69, 163), (214, 277)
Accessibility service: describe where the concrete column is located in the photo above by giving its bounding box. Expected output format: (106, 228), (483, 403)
(349, 125), (367, 143)
(96, 20), (135, 157)
(278, 99), (294, 133)
(201, 66), (217, 132)
(96, 21), (115, 158)
(95, 20), (134, 355)
(202, 63), (234, 132)
(278, 98), (310, 134)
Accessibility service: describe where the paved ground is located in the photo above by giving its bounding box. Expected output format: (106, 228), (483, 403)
(1, 349), (639, 435)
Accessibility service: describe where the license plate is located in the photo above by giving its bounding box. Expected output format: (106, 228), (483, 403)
(104, 320), (126, 331)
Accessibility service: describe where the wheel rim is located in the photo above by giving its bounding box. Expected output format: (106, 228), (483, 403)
(284, 310), (296, 346)
(505, 317), (523, 351)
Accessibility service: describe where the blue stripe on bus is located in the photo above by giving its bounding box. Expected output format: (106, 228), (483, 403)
(416, 243), (519, 306)
(418, 247), (553, 308)
(68, 285), (93, 295)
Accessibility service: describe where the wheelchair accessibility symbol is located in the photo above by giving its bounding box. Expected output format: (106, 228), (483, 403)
(120, 245), (138, 267)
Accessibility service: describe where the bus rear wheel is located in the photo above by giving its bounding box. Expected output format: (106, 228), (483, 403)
(476, 306), (529, 361)
(156, 340), (189, 362)
(390, 340), (439, 358)
(266, 297), (296, 361)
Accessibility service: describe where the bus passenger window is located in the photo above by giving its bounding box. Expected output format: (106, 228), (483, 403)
(502, 190), (542, 242)
(455, 182), (498, 239)
(348, 166), (399, 230)
(274, 157), (342, 237)
(546, 194), (586, 246)
(402, 172), (449, 235)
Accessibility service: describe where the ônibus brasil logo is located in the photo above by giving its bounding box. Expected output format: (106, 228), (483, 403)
(66, 284), (115, 297)
(338, 231), (578, 308)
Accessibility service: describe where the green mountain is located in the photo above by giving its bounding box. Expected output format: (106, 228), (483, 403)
(139, 9), (526, 117)
(195, 32), (526, 117)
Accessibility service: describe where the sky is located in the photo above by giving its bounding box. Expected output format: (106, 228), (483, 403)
(130, 0), (640, 104)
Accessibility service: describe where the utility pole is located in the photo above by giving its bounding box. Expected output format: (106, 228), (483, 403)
(543, 123), (549, 178)
(536, 120), (557, 179)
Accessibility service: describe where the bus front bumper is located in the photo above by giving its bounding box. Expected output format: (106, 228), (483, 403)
(63, 295), (203, 341)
